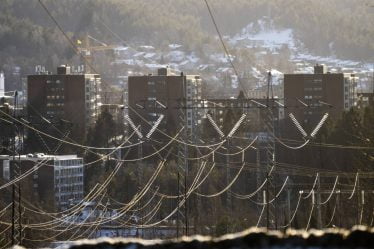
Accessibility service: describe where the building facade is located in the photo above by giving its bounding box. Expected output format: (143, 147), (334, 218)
(0, 154), (84, 211)
(284, 64), (358, 128)
(27, 65), (102, 141)
(128, 68), (202, 138)
(357, 92), (374, 109)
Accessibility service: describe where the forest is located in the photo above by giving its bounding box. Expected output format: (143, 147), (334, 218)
(0, 0), (373, 77)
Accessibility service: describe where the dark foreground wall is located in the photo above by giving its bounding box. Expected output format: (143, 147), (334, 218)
(14, 226), (374, 249)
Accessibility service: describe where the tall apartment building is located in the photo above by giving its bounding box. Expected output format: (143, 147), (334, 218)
(284, 64), (358, 128)
(0, 154), (84, 211)
(128, 68), (202, 138)
(27, 65), (101, 141)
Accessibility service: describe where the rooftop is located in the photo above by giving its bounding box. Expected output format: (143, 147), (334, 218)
(0, 154), (81, 161)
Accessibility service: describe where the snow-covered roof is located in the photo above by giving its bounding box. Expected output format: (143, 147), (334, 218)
(169, 44), (182, 49)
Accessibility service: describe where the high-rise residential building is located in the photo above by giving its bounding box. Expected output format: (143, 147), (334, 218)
(128, 68), (202, 138)
(0, 154), (84, 211)
(27, 65), (102, 141)
(284, 64), (358, 128)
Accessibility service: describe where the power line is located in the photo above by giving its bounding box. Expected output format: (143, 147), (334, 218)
(203, 0), (249, 98)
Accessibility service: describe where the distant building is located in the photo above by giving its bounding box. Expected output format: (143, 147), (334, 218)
(27, 65), (102, 141)
(0, 73), (14, 151)
(203, 97), (284, 142)
(0, 154), (84, 211)
(284, 64), (358, 127)
(357, 92), (374, 109)
(128, 68), (202, 138)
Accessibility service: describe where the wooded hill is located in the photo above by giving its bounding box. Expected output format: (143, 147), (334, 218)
(0, 0), (373, 75)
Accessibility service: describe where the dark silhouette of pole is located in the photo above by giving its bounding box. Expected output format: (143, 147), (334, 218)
(18, 119), (22, 245)
(266, 173), (269, 230)
(11, 91), (18, 246)
(185, 168), (188, 236)
(357, 171), (360, 226)
(177, 171), (180, 238)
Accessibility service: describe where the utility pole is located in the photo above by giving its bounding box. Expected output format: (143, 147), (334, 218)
(265, 71), (275, 230)
(360, 190), (365, 225)
(18, 128), (22, 245)
(317, 174), (322, 229)
(226, 139), (231, 233)
(137, 127), (143, 238)
(287, 189), (291, 228)
(337, 189), (341, 227)
(176, 171), (180, 238)
(357, 171), (360, 226)
(274, 183), (278, 230)
(176, 74), (189, 236)
(11, 90), (22, 246)
(256, 147), (262, 204)
(266, 174), (270, 230)
(185, 166), (188, 236)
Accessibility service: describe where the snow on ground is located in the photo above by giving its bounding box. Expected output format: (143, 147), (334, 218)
(209, 53), (229, 64)
(165, 50), (185, 62)
(111, 16), (370, 92)
(144, 52), (156, 59)
(230, 17), (295, 50)
(169, 44), (182, 49)
(138, 45), (155, 50)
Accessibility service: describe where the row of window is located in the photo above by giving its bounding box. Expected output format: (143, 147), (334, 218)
(47, 95), (64, 100)
(47, 102), (64, 107)
(304, 87), (322, 91)
(47, 87), (64, 92)
(55, 167), (83, 175)
(56, 176), (83, 184)
(304, 95), (322, 100)
(55, 159), (83, 166)
(46, 80), (62, 84)
(55, 184), (83, 193)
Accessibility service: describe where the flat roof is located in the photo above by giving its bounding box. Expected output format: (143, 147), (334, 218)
(0, 154), (82, 161)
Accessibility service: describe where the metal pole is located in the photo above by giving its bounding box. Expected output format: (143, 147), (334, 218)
(11, 91), (18, 245)
(338, 190), (341, 228)
(266, 174), (269, 230)
(184, 166), (188, 236)
(287, 189), (291, 228)
(11, 182), (15, 245)
(226, 139), (231, 233)
(17, 90), (22, 245)
(177, 171), (180, 238)
(18, 129), (22, 245)
(274, 183), (278, 230)
(317, 174), (322, 229)
(357, 171), (360, 226)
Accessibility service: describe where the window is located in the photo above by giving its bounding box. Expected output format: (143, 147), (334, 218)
(3, 160), (9, 180)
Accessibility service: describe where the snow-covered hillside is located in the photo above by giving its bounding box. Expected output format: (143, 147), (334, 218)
(113, 16), (373, 95)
